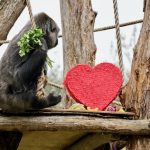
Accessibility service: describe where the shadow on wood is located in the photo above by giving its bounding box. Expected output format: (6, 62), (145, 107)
(0, 131), (22, 150)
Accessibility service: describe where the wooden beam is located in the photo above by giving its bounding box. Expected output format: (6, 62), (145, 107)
(0, 115), (150, 135)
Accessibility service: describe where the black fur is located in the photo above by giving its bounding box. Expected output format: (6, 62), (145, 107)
(0, 13), (61, 112)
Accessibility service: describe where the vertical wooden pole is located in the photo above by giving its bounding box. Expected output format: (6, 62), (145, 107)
(60, 0), (97, 107)
(124, 0), (150, 149)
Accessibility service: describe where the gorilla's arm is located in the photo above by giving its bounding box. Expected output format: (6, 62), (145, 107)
(14, 49), (47, 86)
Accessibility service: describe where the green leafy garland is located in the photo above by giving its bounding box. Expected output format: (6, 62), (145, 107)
(17, 27), (53, 68)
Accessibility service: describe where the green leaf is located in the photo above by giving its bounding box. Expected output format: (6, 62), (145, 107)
(46, 56), (54, 68)
(18, 28), (53, 68)
(17, 27), (44, 57)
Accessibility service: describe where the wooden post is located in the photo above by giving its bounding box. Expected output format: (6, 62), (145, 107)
(124, 0), (150, 149)
(59, 0), (97, 107)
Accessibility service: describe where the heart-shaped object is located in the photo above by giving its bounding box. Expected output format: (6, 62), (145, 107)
(64, 63), (122, 110)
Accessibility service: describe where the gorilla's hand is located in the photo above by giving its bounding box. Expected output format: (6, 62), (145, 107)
(46, 93), (61, 106)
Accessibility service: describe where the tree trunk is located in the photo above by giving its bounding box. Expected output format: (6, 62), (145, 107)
(125, 0), (150, 149)
(0, 0), (25, 43)
(60, 0), (97, 107)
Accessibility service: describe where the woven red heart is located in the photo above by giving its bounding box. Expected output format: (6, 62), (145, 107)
(64, 63), (123, 110)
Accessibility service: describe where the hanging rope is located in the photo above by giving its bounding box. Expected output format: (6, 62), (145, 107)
(25, 0), (46, 98)
(26, 0), (63, 94)
(26, 0), (36, 28)
(113, 0), (124, 81)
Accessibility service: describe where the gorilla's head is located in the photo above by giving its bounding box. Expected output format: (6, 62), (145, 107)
(35, 13), (60, 50)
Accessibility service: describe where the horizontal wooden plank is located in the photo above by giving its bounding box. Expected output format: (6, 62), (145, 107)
(0, 114), (150, 135)
(42, 109), (135, 116)
(0, 109), (135, 119)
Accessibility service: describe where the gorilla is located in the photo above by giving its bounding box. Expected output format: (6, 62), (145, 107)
(0, 12), (61, 112)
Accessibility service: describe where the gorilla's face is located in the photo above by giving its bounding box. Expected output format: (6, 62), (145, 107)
(35, 13), (59, 50)
(35, 13), (60, 50)
(50, 21), (60, 48)
(47, 19), (60, 49)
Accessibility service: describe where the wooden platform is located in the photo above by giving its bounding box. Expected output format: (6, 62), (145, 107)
(0, 109), (149, 150)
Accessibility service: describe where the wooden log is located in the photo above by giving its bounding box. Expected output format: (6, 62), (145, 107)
(0, 0), (25, 43)
(0, 115), (150, 135)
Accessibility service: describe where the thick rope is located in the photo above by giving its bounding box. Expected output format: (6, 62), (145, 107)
(26, 0), (48, 97)
(25, 0), (63, 93)
(36, 70), (48, 98)
(25, 0), (64, 91)
(47, 81), (63, 89)
(113, 0), (124, 81)
(26, 0), (36, 28)
(94, 19), (143, 32)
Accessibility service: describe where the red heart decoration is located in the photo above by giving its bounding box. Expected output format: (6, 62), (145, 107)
(64, 63), (122, 110)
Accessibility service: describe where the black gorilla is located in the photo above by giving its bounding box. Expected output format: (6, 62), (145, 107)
(0, 12), (61, 112)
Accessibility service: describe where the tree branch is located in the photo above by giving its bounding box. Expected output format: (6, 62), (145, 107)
(0, 0), (25, 43)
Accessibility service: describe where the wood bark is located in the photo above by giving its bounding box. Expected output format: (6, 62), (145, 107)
(60, 0), (97, 107)
(0, 0), (25, 43)
(0, 115), (150, 135)
(124, 0), (150, 149)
